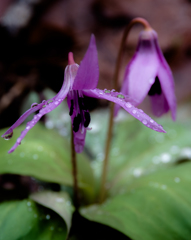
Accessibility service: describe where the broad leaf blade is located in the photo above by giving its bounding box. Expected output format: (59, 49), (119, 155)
(0, 199), (68, 240)
(30, 191), (74, 231)
(0, 124), (95, 201)
(81, 163), (191, 240)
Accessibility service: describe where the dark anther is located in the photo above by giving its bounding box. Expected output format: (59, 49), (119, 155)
(84, 112), (91, 128)
(73, 114), (81, 132)
(148, 77), (162, 96)
(69, 100), (74, 116)
(78, 97), (87, 110)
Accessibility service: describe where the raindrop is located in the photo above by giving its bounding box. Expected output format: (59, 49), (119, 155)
(46, 214), (51, 220)
(117, 94), (125, 99)
(27, 201), (31, 206)
(42, 100), (46, 103)
(20, 152), (25, 158)
(26, 126), (30, 130)
(54, 101), (59, 105)
(152, 156), (160, 164)
(31, 103), (38, 108)
(56, 198), (64, 203)
(161, 153), (171, 163)
(99, 91), (103, 95)
(104, 90), (111, 93)
(139, 109), (143, 113)
(34, 214), (38, 218)
(132, 110), (136, 114)
(125, 102), (132, 108)
(142, 119), (147, 125)
(150, 119), (154, 123)
(174, 177), (180, 183)
(111, 89), (115, 92)
(133, 168), (142, 177)
(48, 100), (53, 104)
(33, 154), (38, 160)
(42, 105), (46, 108)
(161, 185), (167, 190)
(170, 145), (180, 154)
(3, 132), (13, 140)
(37, 146), (43, 152)
(180, 148), (191, 159)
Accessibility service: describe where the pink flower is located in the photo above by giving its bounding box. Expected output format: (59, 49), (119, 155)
(115, 29), (176, 120)
(2, 34), (165, 153)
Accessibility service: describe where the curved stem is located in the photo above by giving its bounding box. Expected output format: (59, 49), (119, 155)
(99, 18), (151, 203)
(71, 125), (79, 210)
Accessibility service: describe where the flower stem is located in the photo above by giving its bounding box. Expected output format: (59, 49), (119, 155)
(99, 18), (151, 203)
(71, 125), (79, 210)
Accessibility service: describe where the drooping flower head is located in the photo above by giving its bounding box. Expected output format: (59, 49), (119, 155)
(115, 28), (176, 120)
(2, 34), (166, 154)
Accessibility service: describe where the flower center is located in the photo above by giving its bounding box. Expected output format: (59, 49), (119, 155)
(148, 76), (162, 96)
(68, 90), (91, 133)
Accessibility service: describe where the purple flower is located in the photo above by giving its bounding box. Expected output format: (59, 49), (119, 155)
(115, 29), (176, 120)
(2, 34), (165, 154)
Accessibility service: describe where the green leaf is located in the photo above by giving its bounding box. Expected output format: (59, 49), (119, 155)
(108, 118), (191, 193)
(81, 113), (191, 239)
(0, 199), (68, 240)
(0, 123), (95, 201)
(81, 163), (191, 240)
(30, 191), (74, 232)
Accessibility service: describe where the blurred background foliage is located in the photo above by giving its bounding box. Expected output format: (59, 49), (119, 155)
(1, 0), (191, 239)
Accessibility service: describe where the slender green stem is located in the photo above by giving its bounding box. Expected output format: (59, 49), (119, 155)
(71, 125), (79, 210)
(99, 18), (151, 203)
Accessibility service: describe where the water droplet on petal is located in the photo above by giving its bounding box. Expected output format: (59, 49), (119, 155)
(139, 109), (143, 113)
(54, 101), (59, 105)
(150, 119), (154, 123)
(31, 103), (38, 108)
(3, 132), (13, 140)
(26, 126), (30, 130)
(117, 94), (125, 99)
(42, 100), (46, 103)
(104, 90), (111, 93)
(48, 100), (53, 104)
(125, 102), (132, 108)
(142, 119), (147, 125)
(132, 110), (136, 114)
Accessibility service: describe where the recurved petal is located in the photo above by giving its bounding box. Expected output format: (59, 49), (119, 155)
(7, 98), (64, 153)
(56, 64), (78, 99)
(1, 102), (45, 139)
(72, 34), (99, 90)
(154, 40), (176, 121)
(83, 89), (166, 133)
(150, 92), (169, 117)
